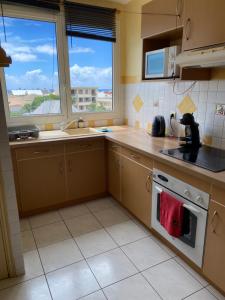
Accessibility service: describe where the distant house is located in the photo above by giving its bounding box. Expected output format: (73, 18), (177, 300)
(11, 89), (43, 96)
(71, 87), (97, 111)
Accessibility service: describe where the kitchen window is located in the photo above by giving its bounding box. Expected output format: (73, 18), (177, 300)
(1, 2), (119, 125)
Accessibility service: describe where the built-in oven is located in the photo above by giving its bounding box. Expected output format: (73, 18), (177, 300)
(151, 169), (210, 267)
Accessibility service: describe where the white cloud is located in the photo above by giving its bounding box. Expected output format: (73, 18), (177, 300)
(36, 44), (56, 55)
(70, 64), (112, 89)
(12, 53), (37, 62)
(69, 47), (95, 54)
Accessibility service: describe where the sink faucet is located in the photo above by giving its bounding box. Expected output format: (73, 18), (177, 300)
(61, 120), (77, 131)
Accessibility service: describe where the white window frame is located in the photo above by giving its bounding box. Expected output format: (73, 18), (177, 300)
(1, 4), (122, 126)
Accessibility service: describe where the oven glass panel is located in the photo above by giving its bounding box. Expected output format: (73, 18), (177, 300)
(147, 51), (165, 77)
(157, 193), (197, 248)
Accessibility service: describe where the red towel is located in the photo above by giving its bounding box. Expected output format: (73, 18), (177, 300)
(160, 191), (184, 238)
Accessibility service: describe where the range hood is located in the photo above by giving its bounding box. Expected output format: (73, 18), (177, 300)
(176, 45), (225, 68)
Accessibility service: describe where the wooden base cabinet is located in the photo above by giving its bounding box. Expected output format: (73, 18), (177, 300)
(17, 155), (66, 213)
(203, 200), (225, 292)
(107, 150), (121, 202)
(0, 226), (8, 280)
(121, 155), (152, 227)
(66, 148), (106, 201)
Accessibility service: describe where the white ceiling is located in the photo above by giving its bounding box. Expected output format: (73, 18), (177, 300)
(110, 0), (130, 4)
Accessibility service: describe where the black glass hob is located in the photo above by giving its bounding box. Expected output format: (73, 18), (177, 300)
(160, 145), (225, 172)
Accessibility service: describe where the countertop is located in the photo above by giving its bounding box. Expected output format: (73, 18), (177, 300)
(10, 126), (225, 188)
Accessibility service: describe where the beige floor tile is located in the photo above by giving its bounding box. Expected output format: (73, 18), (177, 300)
(150, 235), (176, 257)
(93, 206), (130, 227)
(87, 248), (138, 288)
(122, 237), (171, 271)
(80, 290), (106, 300)
(104, 274), (161, 300)
(21, 230), (36, 252)
(175, 256), (209, 287)
(59, 204), (90, 220)
(33, 221), (71, 248)
(20, 218), (30, 232)
(185, 288), (218, 300)
(0, 276), (51, 300)
(86, 197), (117, 213)
(65, 213), (102, 237)
(29, 211), (61, 229)
(75, 229), (117, 258)
(47, 261), (100, 300)
(106, 220), (149, 246)
(142, 259), (202, 300)
(39, 239), (83, 273)
(0, 250), (43, 290)
(207, 285), (225, 300)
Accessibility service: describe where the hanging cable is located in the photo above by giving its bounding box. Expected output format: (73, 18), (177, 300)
(173, 80), (197, 95)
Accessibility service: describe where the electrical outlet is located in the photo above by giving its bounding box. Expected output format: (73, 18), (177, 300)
(170, 112), (176, 119)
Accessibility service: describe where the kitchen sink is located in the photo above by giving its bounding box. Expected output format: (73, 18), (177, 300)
(63, 127), (99, 136)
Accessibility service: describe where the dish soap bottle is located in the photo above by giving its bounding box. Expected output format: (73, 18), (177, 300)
(78, 117), (84, 128)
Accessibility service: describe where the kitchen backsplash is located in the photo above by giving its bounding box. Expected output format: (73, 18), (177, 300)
(123, 80), (225, 149)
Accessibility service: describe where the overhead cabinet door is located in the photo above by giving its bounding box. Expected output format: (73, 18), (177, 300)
(182, 0), (225, 50)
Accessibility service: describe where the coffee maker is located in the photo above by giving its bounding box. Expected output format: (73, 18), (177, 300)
(179, 113), (201, 148)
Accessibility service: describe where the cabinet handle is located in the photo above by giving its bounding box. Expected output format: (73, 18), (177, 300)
(176, 0), (183, 18)
(131, 154), (140, 160)
(33, 149), (49, 154)
(145, 175), (151, 192)
(79, 144), (91, 148)
(185, 18), (191, 41)
(59, 161), (64, 175)
(68, 160), (72, 172)
(210, 210), (218, 233)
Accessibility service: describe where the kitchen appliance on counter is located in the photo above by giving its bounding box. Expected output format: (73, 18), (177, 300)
(179, 113), (201, 148)
(8, 125), (39, 141)
(151, 169), (210, 267)
(152, 115), (165, 137)
(160, 145), (225, 172)
(145, 45), (181, 79)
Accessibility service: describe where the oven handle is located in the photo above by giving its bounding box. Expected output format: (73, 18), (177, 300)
(154, 185), (201, 214)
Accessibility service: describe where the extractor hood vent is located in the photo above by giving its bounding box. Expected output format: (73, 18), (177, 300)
(176, 45), (225, 68)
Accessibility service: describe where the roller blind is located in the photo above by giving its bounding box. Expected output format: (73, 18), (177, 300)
(64, 1), (116, 42)
(2, 0), (60, 11)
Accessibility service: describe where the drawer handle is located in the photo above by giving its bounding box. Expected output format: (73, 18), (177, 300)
(79, 144), (91, 148)
(185, 18), (191, 41)
(131, 154), (140, 160)
(33, 150), (49, 154)
(68, 160), (72, 172)
(59, 161), (64, 175)
(145, 175), (151, 192)
(210, 210), (218, 233)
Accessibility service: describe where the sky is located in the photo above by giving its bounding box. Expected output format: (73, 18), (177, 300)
(1, 17), (113, 91)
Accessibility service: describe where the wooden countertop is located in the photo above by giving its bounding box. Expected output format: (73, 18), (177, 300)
(10, 126), (225, 188)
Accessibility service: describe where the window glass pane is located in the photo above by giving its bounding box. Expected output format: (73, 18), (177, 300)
(68, 37), (113, 113)
(1, 17), (61, 117)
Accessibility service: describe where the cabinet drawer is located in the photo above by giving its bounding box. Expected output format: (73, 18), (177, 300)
(65, 138), (104, 153)
(107, 141), (121, 153)
(121, 147), (153, 169)
(15, 143), (64, 160)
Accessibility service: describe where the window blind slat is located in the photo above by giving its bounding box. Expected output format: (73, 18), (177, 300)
(64, 1), (116, 43)
(3, 0), (60, 11)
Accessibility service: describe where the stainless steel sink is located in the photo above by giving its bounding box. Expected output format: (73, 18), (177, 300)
(63, 127), (99, 136)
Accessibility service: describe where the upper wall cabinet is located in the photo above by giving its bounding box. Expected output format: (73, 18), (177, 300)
(141, 0), (184, 39)
(182, 0), (225, 51)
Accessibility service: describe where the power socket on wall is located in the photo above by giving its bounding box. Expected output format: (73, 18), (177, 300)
(170, 112), (176, 119)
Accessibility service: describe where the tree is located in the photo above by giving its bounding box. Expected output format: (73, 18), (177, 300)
(87, 102), (106, 112)
(23, 94), (59, 113)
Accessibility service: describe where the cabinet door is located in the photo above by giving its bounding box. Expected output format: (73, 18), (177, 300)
(0, 226), (7, 280)
(182, 0), (225, 50)
(203, 200), (225, 292)
(121, 156), (152, 227)
(66, 149), (106, 201)
(107, 150), (121, 202)
(17, 155), (66, 213)
(141, 0), (183, 38)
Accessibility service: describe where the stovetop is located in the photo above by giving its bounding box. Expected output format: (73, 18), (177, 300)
(160, 145), (225, 172)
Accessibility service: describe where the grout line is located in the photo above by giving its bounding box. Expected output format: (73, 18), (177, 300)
(206, 286), (224, 300)
(181, 286), (207, 299)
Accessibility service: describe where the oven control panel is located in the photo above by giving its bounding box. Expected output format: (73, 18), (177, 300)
(153, 168), (210, 210)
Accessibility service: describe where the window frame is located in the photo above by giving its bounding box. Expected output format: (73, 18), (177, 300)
(1, 4), (122, 126)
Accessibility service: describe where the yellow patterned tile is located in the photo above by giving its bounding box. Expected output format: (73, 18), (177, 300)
(107, 119), (113, 126)
(135, 120), (140, 129)
(88, 120), (95, 127)
(177, 96), (197, 114)
(203, 135), (212, 146)
(44, 123), (54, 131)
(133, 95), (143, 112)
(147, 122), (152, 133)
(124, 118), (128, 125)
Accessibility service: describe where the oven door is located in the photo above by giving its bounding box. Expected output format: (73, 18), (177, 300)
(151, 182), (207, 267)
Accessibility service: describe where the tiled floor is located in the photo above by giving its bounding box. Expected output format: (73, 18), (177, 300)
(0, 196), (224, 300)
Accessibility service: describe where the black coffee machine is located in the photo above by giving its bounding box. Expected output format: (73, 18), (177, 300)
(180, 113), (201, 148)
